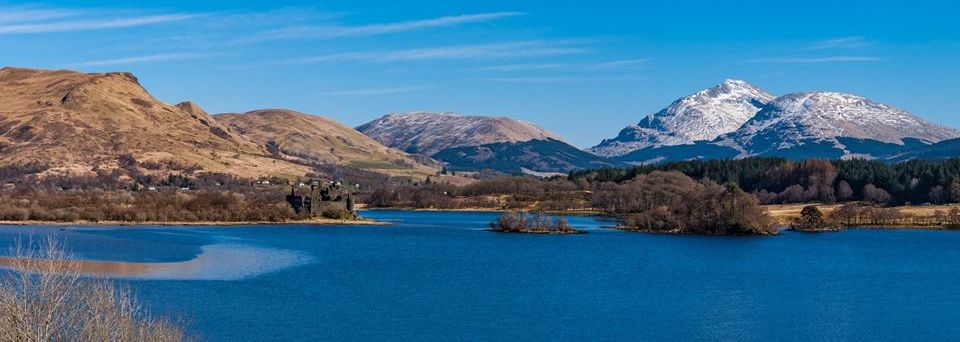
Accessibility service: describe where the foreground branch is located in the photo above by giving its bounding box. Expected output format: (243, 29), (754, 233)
(0, 239), (187, 341)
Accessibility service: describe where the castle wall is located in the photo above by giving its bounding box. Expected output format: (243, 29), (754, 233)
(286, 182), (356, 218)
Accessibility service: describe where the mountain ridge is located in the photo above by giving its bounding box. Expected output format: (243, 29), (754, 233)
(215, 109), (437, 177)
(0, 67), (310, 178)
(591, 79), (775, 157)
(3, 67), (958, 178)
(720, 91), (960, 159)
(357, 111), (563, 156)
(602, 81), (960, 164)
(433, 138), (624, 174)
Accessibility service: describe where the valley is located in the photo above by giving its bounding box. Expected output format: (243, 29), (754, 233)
(3, 66), (960, 233)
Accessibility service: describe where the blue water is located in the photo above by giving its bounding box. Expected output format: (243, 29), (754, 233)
(3, 210), (960, 341)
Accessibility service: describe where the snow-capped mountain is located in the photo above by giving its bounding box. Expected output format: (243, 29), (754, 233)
(590, 79), (775, 157)
(721, 92), (960, 158)
(357, 112), (563, 156)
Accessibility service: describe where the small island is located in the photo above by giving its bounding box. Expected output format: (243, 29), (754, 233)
(489, 211), (584, 234)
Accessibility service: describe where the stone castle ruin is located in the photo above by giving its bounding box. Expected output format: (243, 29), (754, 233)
(286, 180), (356, 219)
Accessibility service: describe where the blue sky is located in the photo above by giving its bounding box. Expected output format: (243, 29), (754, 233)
(1, 1), (958, 147)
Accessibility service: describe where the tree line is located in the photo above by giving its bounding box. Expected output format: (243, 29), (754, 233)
(572, 158), (960, 205)
(0, 188), (298, 223)
(5, 155), (960, 229)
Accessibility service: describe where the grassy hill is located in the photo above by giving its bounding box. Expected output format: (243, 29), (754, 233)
(0, 67), (309, 178)
(215, 109), (437, 177)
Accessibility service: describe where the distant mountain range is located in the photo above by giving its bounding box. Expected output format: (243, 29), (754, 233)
(356, 112), (611, 174)
(2, 66), (958, 180)
(590, 80), (960, 164)
(355, 81), (959, 172)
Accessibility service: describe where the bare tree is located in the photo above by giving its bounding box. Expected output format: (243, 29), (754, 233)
(837, 181), (854, 201)
(863, 184), (891, 204)
(929, 186), (947, 204)
(952, 177), (960, 203)
(0, 239), (186, 341)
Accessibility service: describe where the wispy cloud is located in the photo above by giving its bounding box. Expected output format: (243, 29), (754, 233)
(481, 75), (642, 83)
(0, 13), (202, 35)
(320, 86), (431, 96)
(239, 12), (524, 43)
(807, 36), (871, 50)
(477, 63), (569, 71)
(202, 7), (338, 29)
(747, 56), (880, 64)
(281, 41), (587, 64)
(482, 76), (579, 83)
(69, 52), (216, 67)
(479, 58), (648, 72)
(584, 58), (649, 70)
(0, 5), (77, 24)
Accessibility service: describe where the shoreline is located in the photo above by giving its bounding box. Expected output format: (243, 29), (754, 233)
(0, 207), (955, 232)
(614, 226), (780, 236)
(835, 225), (954, 231)
(486, 228), (587, 235)
(371, 206), (960, 232)
(363, 207), (606, 216)
(0, 218), (387, 227)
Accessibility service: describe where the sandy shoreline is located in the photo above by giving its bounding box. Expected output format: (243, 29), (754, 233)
(0, 256), (169, 276)
(0, 244), (310, 279)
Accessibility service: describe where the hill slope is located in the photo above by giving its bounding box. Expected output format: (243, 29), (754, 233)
(357, 112), (563, 156)
(215, 110), (436, 176)
(888, 137), (960, 161)
(0, 67), (308, 177)
(433, 138), (624, 174)
(591, 80), (774, 157)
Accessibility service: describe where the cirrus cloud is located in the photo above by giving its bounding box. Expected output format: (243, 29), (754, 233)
(281, 41), (588, 64)
(238, 12), (524, 43)
(68, 52), (217, 67)
(747, 56), (880, 64)
(0, 12), (202, 35)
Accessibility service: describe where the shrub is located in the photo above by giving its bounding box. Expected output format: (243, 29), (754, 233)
(490, 211), (580, 234)
(0, 239), (187, 341)
(791, 205), (841, 232)
(320, 206), (355, 220)
(947, 208), (960, 229)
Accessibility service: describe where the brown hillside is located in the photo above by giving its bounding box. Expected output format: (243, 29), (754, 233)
(0, 67), (309, 178)
(215, 110), (437, 177)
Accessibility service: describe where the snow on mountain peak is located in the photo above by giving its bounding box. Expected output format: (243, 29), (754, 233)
(723, 91), (960, 155)
(590, 80), (775, 157)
